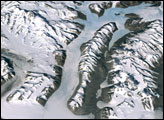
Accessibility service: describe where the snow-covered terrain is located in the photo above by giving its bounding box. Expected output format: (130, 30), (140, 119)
(96, 20), (163, 119)
(1, 1), (163, 119)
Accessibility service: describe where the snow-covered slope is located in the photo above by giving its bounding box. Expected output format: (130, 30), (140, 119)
(1, 56), (15, 86)
(1, 1), (85, 106)
(96, 20), (163, 119)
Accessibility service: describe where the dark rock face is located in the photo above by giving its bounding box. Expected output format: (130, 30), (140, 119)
(116, 1), (143, 8)
(53, 50), (66, 66)
(73, 1), (84, 6)
(88, 1), (161, 17)
(124, 13), (151, 32)
(152, 56), (163, 109)
(125, 13), (140, 19)
(96, 20), (163, 119)
(89, 2), (112, 17)
(95, 107), (117, 119)
(144, 1), (161, 7)
(116, 1), (161, 8)
(67, 22), (118, 115)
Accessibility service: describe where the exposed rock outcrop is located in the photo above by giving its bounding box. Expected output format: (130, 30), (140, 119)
(89, 2), (112, 17)
(96, 20), (163, 119)
(67, 22), (118, 115)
